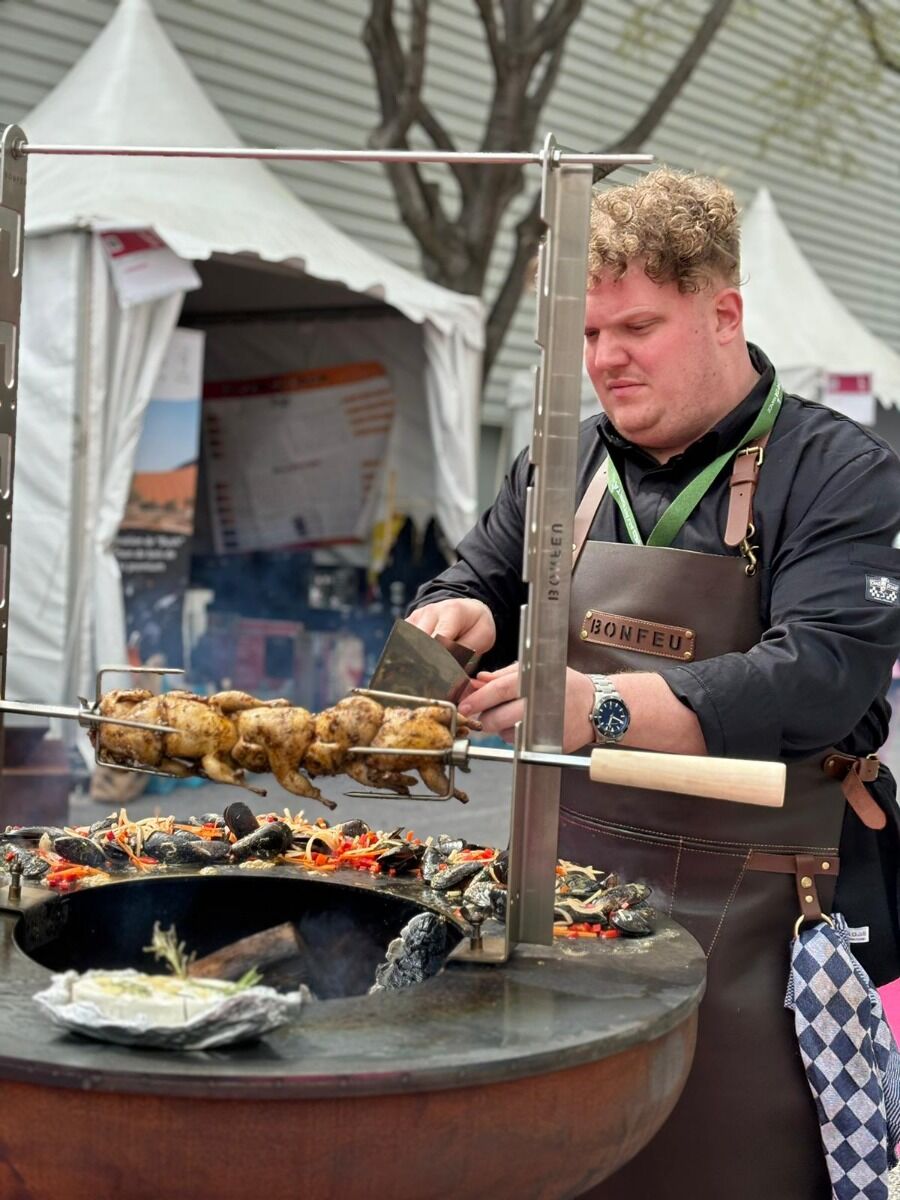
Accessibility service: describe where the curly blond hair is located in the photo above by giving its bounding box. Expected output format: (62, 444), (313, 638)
(588, 168), (740, 291)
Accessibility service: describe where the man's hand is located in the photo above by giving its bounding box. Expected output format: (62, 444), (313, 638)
(407, 599), (496, 656)
(459, 667), (708, 756)
(459, 663), (594, 752)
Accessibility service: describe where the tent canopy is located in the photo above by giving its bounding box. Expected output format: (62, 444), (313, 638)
(740, 188), (900, 411)
(22, 0), (483, 345)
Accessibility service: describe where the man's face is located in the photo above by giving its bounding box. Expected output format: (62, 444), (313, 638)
(583, 265), (740, 459)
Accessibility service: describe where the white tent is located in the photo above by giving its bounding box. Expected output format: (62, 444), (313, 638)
(741, 187), (900, 414)
(11, 0), (483, 712)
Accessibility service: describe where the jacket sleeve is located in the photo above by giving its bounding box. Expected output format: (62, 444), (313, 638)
(658, 446), (900, 760)
(409, 449), (530, 668)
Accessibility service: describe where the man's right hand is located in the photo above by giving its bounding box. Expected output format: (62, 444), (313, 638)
(406, 599), (496, 655)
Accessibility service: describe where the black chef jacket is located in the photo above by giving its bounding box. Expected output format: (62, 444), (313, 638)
(413, 343), (900, 982)
(412, 346), (900, 767)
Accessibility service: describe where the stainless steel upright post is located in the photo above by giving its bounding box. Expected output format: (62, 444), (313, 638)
(505, 135), (594, 949)
(0, 127), (26, 733)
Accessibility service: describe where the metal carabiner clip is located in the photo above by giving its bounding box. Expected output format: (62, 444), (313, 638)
(739, 522), (760, 576)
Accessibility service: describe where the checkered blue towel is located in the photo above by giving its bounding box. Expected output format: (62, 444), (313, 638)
(785, 913), (900, 1199)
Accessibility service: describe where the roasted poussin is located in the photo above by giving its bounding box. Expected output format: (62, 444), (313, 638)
(364, 706), (479, 802)
(93, 690), (476, 805)
(304, 696), (385, 777)
(228, 703), (325, 806)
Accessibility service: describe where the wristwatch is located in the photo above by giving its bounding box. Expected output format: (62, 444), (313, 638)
(588, 674), (631, 744)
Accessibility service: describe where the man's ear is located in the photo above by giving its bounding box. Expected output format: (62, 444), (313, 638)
(713, 287), (744, 344)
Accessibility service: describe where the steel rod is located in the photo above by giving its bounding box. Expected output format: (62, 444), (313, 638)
(15, 144), (652, 167)
(0, 698), (174, 734)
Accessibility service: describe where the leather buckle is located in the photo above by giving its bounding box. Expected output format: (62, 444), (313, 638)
(738, 444), (765, 467)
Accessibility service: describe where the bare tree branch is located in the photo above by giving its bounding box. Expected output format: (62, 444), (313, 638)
(848, 0), (900, 73)
(474, 0), (506, 79)
(526, 38), (567, 114)
(484, 189), (544, 374)
(365, 0), (430, 147)
(363, 0), (463, 275)
(529, 0), (584, 62)
(416, 101), (478, 202)
(597, 0), (737, 173)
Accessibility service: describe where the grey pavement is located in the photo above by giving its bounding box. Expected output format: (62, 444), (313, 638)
(69, 754), (515, 847)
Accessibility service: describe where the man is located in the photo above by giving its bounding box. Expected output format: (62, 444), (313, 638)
(409, 169), (900, 1198)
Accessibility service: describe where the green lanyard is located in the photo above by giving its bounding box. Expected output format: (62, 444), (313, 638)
(604, 377), (784, 548)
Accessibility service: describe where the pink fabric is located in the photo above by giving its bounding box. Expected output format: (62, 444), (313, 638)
(880, 979), (900, 1039)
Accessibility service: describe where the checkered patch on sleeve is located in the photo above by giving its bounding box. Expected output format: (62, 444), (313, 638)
(866, 575), (900, 606)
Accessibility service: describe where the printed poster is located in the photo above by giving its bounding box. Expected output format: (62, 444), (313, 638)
(203, 361), (395, 554)
(115, 328), (206, 666)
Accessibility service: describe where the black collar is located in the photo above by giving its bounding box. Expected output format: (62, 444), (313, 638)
(596, 344), (777, 474)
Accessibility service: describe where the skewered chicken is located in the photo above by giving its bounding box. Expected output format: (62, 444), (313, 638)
(93, 689), (477, 807)
(368, 705), (472, 802)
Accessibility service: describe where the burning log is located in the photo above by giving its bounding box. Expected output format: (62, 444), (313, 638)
(187, 922), (304, 983)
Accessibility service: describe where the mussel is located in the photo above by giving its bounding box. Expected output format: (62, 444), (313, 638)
(429, 857), (489, 893)
(610, 905), (657, 936)
(229, 820), (293, 862)
(223, 801), (260, 840)
(143, 830), (230, 865)
(52, 834), (112, 870)
(0, 843), (50, 879)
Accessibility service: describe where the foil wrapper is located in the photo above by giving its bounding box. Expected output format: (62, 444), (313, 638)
(34, 969), (307, 1050)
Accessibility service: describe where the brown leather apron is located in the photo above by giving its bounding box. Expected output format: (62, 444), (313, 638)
(562, 457), (850, 1200)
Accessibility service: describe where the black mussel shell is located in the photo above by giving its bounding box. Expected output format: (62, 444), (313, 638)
(610, 905), (657, 936)
(559, 869), (613, 901)
(488, 849), (509, 885)
(376, 843), (425, 874)
(593, 882), (651, 915)
(93, 836), (132, 866)
(2, 825), (67, 842)
(421, 845), (445, 883)
(186, 813), (227, 829)
(142, 831), (230, 865)
(461, 874), (507, 921)
(224, 801), (260, 839)
(429, 857), (486, 893)
(435, 834), (465, 857)
(229, 821), (293, 863)
(0, 843), (50, 879)
(88, 815), (119, 836)
(332, 819), (369, 839)
(53, 834), (110, 869)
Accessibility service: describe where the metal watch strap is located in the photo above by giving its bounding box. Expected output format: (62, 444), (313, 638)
(588, 674), (623, 743)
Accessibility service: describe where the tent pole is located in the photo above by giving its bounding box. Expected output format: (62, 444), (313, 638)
(0, 126), (27, 750)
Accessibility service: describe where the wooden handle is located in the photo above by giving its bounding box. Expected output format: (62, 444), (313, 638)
(589, 748), (785, 808)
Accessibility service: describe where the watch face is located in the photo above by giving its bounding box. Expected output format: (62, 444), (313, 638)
(596, 697), (630, 739)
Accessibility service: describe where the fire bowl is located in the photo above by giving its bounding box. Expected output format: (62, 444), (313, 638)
(0, 868), (705, 1200)
(15, 870), (453, 999)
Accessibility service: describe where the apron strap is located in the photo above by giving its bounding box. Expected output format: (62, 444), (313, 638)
(822, 752), (886, 829)
(574, 432), (773, 571)
(724, 430), (773, 548)
(572, 460), (608, 569)
(747, 851), (840, 923)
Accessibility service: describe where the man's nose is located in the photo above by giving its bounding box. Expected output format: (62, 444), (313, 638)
(585, 335), (629, 372)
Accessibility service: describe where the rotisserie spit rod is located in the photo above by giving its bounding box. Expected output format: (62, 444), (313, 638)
(347, 742), (785, 809)
(0, 698), (175, 735)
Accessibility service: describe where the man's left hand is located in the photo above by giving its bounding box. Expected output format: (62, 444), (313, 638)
(458, 663), (594, 752)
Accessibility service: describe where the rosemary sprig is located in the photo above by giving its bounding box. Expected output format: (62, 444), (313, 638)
(142, 921), (195, 979)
